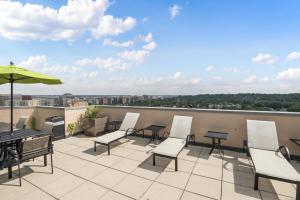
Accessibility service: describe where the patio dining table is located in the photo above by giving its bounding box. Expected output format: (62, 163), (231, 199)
(0, 129), (50, 178)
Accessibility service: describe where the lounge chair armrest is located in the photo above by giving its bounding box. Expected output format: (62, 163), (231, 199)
(7, 149), (19, 159)
(278, 145), (291, 162)
(162, 131), (169, 140)
(186, 135), (190, 144)
(125, 128), (136, 136)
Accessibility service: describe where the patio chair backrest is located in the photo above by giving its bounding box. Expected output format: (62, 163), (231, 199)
(21, 135), (51, 160)
(42, 122), (53, 134)
(119, 112), (140, 131)
(16, 116), (28, 129)
(247, 120), (279, 151)
(170, 115), (193, 139)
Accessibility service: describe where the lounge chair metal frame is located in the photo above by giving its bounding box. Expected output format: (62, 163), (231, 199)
(94, 128), (137, 155)
(152, 135), (190, 171)
(246, 120), (300, 200)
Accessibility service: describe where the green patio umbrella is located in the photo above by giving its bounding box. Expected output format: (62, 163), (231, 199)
(0, 62), (63, 134)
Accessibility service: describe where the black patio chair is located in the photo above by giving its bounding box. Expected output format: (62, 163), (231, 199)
(7, 135), (53, 186)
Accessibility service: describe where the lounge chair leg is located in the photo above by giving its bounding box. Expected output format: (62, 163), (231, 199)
(50, 153), (53, 174)
(8, 165), (12, 179)
(153, 154), (156, 166)
(175, 158), (178, 171)
(17, 163), (21, 186)
(44, 155), (47, 166)
(108, 144), (110, 155)
(94, 142), (96, 152)
(254, 174), (259, 190)
(297, 183), (300, 200)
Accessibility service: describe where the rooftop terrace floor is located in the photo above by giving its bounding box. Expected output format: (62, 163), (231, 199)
(0, 135), (299, 200)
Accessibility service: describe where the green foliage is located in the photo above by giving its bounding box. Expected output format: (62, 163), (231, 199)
(128, 93), (300, 112)
(67, 123), (76, 135)
(84, 106), (101, 118)
(29, 116), (36, 130)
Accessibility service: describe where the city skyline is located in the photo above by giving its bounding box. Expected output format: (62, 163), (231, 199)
(0, 0), (300, 95)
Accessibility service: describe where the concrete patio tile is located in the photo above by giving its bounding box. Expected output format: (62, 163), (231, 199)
(91, 168), (127, 189)
(178, 147), (201, 162)
(72, 162), (107, 179)
(94, 155), (122, 167)
(42, 174), (85, 198)
(156, 171), (190, 189)
(99, 190), (132, 200)
(145, 155), (172, 168)
(221, 182), (261, 200)
(132, 163), (163, 180)
(19, 189), (56, 200)
(186, 174), (221, 200)
(222, 168), (255, 188)
(61, 181), (108, 200)
(260, 191), (295, 200)
(140, 182), (183, 200)
(192, 162), (222, 180)
(111, 147), (135, 157)
(64, 146), (101, 161)
(55, 143), (78, 152)
(197, 154), (223, 167)
(0, 178), (37, 200)
(113, 174), (152, 199)
(166, 159), (195, 173)
(181, 191), (213, 200)
(222, 159), (253, 174)
(111, 158), (140, 173)
(126, 150), (151, 162)
(259, 178), (296, 198)
(23, 167), (69, 187)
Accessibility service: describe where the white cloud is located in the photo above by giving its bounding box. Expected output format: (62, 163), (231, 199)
(224, 67), (240, 73)
(18, 55), (48, 69)
(91, 15), (136, 39)
(260, 76), (270, 82)
(119, 50), (149, 64)
(19, 55), (79, 74)
(286, 52), (300, 61)
(42, 65), (79, 73)
(103, 38), (134, 48)
(85, 38), (92, 43)
(140, 32), (153, 43)
(206, 65), (214, 71)
(212, 76), (223, 80)
(76, 57), (129, 71)
(142, 41), (156, 51)
(173, 72), (182, 79)
(243, 75), (257, 84)
(82, 71), (98, 78)
(169, 4), (181, 19)
(277, 68), (300, 80)
(252, 53), (278, 65)
(0, 0), (136, 41)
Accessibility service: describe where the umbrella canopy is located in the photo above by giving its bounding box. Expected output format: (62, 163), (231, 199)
(0, 64), (62, 134)
(0, 65), (62, 85)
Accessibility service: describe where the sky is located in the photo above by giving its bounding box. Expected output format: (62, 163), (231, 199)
(0, 0), (300, 95)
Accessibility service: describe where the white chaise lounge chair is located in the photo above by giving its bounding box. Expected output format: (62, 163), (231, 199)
(152, 115), (193, 171)
(94, 112), (140, 155)
(247, 120), (300, 200)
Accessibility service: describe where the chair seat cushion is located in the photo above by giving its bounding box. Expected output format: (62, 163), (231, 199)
(152, 137), (186, 158)
(250, 148), (300, 182)
(94, 130), (128, 144)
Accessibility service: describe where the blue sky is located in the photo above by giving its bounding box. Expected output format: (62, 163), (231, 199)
(0, 0), (300, 95)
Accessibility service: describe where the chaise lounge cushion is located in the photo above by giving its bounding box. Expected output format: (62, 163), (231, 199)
(152, 137), (186, 157)
(250, 148), (300, 182)
(94, 130), (128, 144)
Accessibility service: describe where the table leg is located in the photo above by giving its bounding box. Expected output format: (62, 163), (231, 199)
(209, 138), (215, 155)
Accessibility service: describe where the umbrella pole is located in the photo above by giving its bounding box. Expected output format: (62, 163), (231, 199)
(10, 74), (13, 134)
